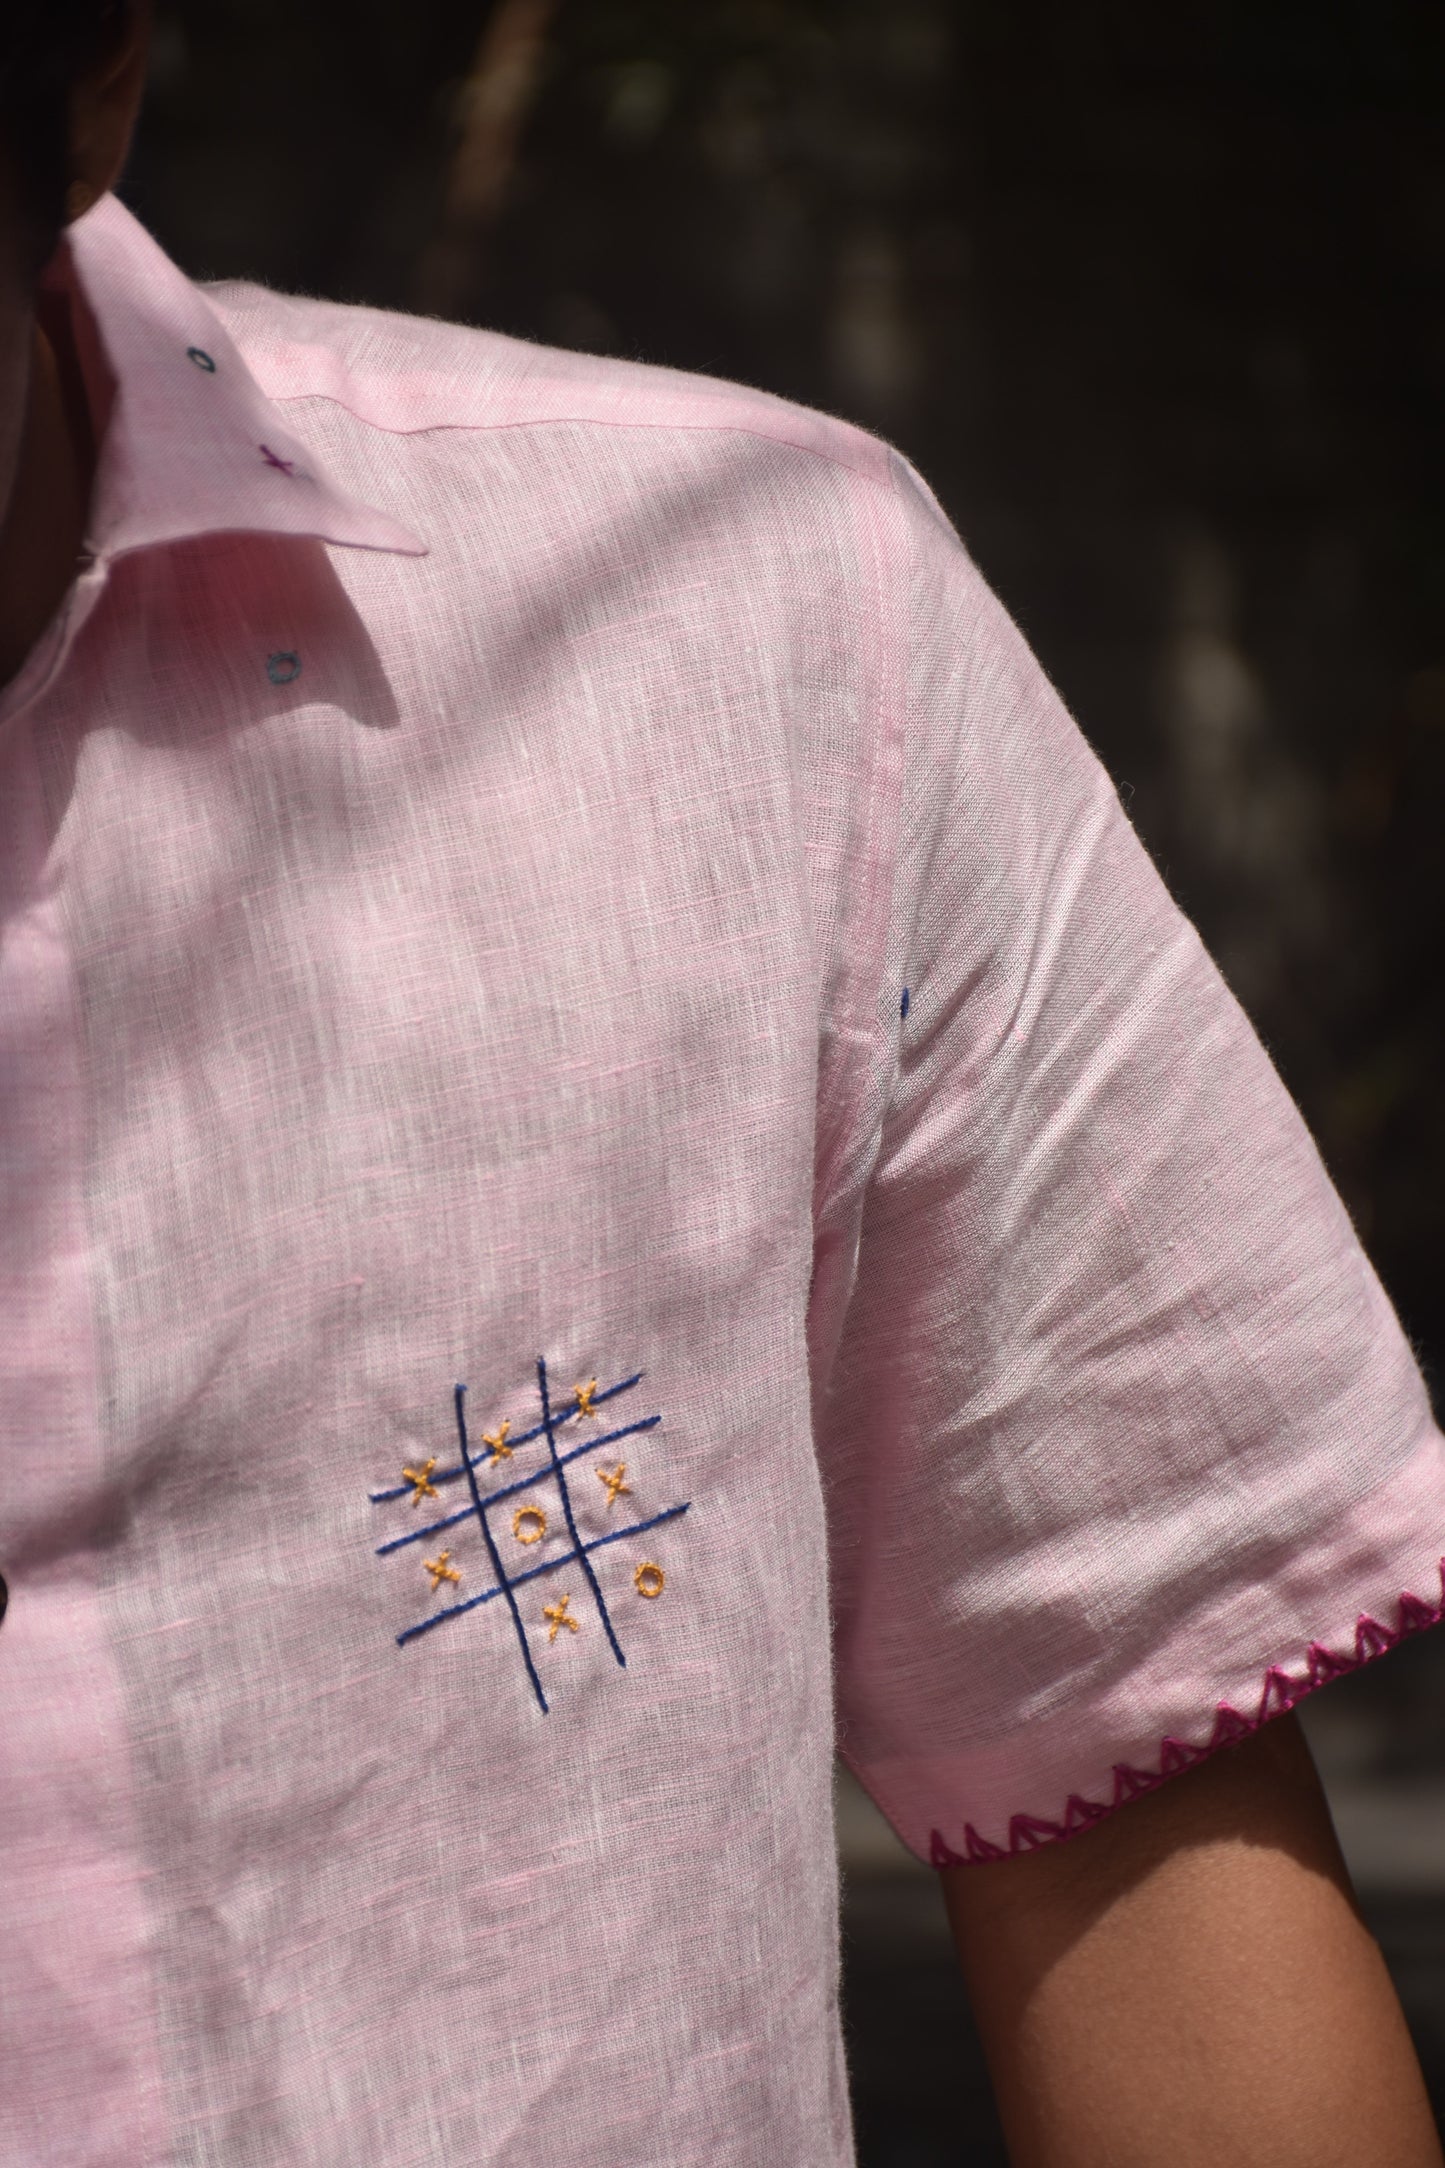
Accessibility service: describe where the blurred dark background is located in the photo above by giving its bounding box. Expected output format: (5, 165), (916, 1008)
(122, 3), (1445, 2158)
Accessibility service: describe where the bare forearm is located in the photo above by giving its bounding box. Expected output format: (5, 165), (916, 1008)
(942, 1715), (1442, 2168)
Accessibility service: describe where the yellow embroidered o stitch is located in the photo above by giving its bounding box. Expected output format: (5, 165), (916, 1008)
(425, 1550), (461, 1591)
(403, 1458), (439, 1506)
(634, 1562), (665, 1599)
(512, 1504), (548, 1546)
(482, 1417), (513, 1464)
(598, 1462), (631, 1506)
(571, 1378), (599, 1419)
(543, 1594), (579, 1642)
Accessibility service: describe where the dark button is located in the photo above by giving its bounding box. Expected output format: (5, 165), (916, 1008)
(266, 650), (302, 686)
(186, 346), (216, 372)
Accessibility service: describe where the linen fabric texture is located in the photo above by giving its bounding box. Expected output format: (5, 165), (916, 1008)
(0, 195), (1440, 2167)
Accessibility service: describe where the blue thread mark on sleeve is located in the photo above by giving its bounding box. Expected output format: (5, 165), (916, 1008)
(368, 1372), (646, 1503)
(266, 651), (302, 686)
(901, 987), (910, 1020)
(186, 346), (216, 372)
(371, 1360), (689, 1707)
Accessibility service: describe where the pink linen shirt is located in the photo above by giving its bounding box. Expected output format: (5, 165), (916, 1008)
(2, 193), (1443, 2166)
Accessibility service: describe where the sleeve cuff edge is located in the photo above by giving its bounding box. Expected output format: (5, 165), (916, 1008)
(926, 1556), (1445, 1868)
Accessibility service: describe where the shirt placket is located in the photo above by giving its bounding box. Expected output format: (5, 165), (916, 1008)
(0, 702), (171, 2162)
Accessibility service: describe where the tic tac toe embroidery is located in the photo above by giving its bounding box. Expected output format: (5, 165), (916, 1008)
(369, 1358), (690, 1712)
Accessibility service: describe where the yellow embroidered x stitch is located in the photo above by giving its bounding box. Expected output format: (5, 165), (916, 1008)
(571, 1378), (598, 1420)
(598, 1462), (631, 1507)
(544, 1594), (579, 1642)
(482, 1417), (512, 1465)
(424, 1550), (461, 1591)
(403, 1458), (439, 1506)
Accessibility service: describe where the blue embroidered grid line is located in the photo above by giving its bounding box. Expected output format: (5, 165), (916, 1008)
(453, 1381), (549, 1712)
(368, 1371), (644, 1502)
(395, 1502), (691, 1649)
(374, 1413), (661, 1554)
(537, 1356), (626, 1673)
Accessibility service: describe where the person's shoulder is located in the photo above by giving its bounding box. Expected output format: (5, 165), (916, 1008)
(202, 280), (895, 488)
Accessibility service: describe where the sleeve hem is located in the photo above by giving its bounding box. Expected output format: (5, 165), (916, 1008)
(927, 1557), (1445, 1867)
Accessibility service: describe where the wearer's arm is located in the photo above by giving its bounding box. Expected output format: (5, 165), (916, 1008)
(941, 1711), (1442, 2168)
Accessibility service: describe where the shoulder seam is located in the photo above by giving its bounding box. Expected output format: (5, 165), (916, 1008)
(258, 381), (896, 488)
(810, 439), (913, 1233)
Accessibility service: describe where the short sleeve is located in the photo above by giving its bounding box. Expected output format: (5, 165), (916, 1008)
(821, 454), (1445, 1865)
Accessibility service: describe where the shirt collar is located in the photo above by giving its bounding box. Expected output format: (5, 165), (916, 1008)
(53, 195), (427, 565)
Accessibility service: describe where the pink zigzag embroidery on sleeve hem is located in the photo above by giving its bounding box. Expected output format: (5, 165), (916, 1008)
(929, 1562), (1445, 1868)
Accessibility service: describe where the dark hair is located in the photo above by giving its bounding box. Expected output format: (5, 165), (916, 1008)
(0, 0), (125, 271)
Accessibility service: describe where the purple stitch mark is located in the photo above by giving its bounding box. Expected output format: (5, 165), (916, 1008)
(900, 987), (910, 1020)
(259, 443), (298, 476)
(929, 1560), (1445, 1866)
